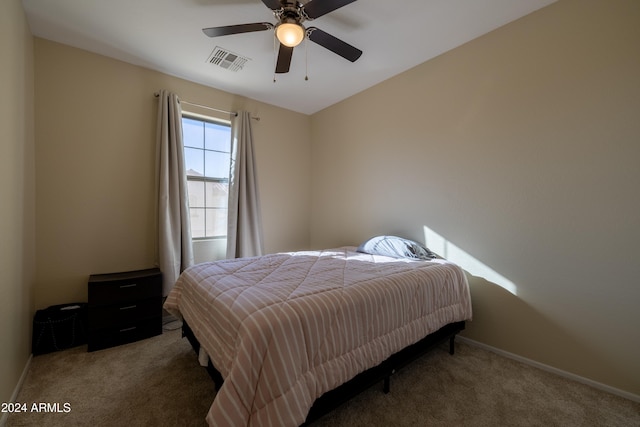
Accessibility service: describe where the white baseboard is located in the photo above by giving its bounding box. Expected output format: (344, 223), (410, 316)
(0, 354), (32, 427)
(457, 336), (640, 403)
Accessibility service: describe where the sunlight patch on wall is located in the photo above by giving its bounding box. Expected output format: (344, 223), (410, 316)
(423, 225), (518, 295)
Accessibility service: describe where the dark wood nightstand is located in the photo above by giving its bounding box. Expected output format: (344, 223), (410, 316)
(87, 268), (162, 351)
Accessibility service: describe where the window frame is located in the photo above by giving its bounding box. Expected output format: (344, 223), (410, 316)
(182, 113), (232, 241)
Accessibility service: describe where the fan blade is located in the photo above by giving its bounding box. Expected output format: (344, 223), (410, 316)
(261, 0), (282, 10)
(303, 0), (357, 19)
(307, 27), (362, 62)
(203, 23), (272, 38)
(275, 44), (294, 73)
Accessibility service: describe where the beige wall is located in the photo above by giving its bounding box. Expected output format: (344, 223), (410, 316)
(34, 39), (311, 309)
(0, 0), (36, 406)
(310, 0), (640, 395)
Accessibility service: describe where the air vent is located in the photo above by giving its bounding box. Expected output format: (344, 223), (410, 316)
(207, 47), (250, 72)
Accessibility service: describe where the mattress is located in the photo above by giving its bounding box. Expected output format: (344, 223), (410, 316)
(164, 247), (472, 426)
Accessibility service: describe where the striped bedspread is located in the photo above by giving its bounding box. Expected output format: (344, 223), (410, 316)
(164, 247), (472, 426)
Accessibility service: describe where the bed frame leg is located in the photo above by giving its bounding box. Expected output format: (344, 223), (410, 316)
(449, 335), (455, 355)
(383, 369), (396, 394)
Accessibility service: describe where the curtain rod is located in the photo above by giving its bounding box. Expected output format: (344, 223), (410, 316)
(154, 92), (259, 121)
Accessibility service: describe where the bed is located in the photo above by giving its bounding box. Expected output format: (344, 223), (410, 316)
(164, 242), (472, 426)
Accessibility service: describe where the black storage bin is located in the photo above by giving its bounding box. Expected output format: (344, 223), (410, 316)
(32, 303), (88, 355)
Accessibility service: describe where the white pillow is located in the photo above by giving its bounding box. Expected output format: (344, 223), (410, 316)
(357, 235), (436, 260)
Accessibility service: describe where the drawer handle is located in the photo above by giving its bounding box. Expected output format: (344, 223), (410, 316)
(119, 327), (137, 333)
(119, 305), (137, 311)
(120, 283), (137, 288)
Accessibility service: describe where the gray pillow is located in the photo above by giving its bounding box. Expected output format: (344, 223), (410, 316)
(357, 235), (436, 260)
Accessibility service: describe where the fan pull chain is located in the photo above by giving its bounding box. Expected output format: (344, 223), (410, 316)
(304, 36), (309, 81)
(273, 34), (277, 83)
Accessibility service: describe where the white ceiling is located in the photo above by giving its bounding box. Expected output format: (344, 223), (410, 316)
(22, 0), (556, 115)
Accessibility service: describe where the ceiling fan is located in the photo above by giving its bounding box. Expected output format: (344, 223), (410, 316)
(202, 0), (363, 74)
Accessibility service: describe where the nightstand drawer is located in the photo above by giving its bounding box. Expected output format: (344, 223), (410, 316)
(88, 297), (162, 329)
(88, 269), (162, 306)
(87, 316), (162, 352)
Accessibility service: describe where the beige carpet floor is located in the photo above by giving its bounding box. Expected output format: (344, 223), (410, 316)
(7, 327), (639, 427)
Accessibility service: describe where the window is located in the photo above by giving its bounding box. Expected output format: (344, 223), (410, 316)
(182, 115), (232, 239)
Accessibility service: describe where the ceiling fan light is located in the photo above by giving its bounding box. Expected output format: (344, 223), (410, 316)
(276, 22), (305, 47)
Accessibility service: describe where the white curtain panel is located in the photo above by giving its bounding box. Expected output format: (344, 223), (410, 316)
(227, 111), (264, 258)
(155, 90), (194, 295)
